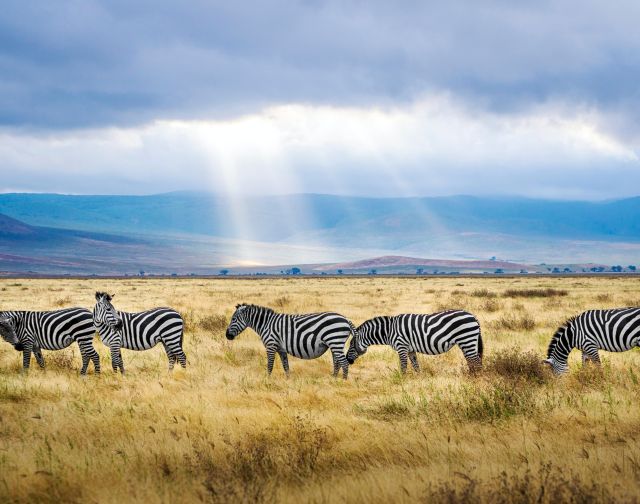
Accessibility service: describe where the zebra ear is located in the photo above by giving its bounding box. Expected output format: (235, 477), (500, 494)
(95, 292), (101, 301)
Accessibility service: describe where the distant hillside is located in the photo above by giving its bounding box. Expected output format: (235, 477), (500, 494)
(1, 192), (640, 271)
(316, 255), (532, 272)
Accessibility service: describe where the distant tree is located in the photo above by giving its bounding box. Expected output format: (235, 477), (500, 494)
(416, 268), (424, 275)
(519, 269), (528, 274)
(490, 256), (496, 261)
(139, 270), (145, 277)
(611, 265), (623, 273)
(563, 267), (572, 273)
(629, 265), (637, 272)
(494, 269), (504, 274)
(369, 269), (377, 275)
(291, 267), (301, 275)
(171, 273), (178, 277)
(337, 269), (343, 275)
(219, 269), (229, 276)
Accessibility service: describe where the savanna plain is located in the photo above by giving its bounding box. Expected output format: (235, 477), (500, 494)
(1, 276), (640, 503)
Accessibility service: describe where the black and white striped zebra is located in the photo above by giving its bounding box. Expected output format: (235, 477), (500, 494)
(0, 308), (99, 374)
(347, 310), (483, 373)
(93, 292), (186, 374)
(225, 304), (358, 378)
(544, 308), (640, 374)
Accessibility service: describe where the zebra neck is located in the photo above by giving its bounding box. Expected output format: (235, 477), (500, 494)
(551, 328), (575, 363)
(246, 308), (276, 338)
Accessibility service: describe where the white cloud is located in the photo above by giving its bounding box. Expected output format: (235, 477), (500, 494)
(0, 96), (637, 198)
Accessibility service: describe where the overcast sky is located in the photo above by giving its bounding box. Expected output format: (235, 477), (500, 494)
(1, 0), (639, 199)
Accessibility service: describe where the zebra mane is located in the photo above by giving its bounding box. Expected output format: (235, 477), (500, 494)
(547, 316), (577, 358)
(236, 303), (275, 315)
(360, 315), (392, 326)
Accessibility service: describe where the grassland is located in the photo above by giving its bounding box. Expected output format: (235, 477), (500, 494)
(1, 276), (639, 503)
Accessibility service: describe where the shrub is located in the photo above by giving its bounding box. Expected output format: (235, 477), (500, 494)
(471, 288), (497, 298)
(422, 463), (613, 504)
(482, 298), (502, 313)
(502, 288), (568, 298)
(273, 296), (291, 309)
(52, 296), (73, 307)
(493, 314), (536, 331)
(199, 314), (228, 333)
(487, 348), (549, 384)
(460, 381), (537, 422)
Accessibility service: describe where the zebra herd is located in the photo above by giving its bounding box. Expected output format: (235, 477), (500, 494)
(0, 293), (639, 377)
(0, 293), (186, 375)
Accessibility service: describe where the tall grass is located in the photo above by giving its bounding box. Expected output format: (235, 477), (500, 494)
(0, 276), (639, 503)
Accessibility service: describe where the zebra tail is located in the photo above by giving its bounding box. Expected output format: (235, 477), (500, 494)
(477, 324), (484, 360)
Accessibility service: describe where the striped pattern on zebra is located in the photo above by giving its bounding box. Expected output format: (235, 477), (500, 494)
(347, 310), (483, 373)
(544, 308), (640, 374)
(0, 308), (99, 374)
(93, 292), (186, 374)
(225, 304), (358, 379)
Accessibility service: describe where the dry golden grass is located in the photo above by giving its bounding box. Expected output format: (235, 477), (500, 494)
(0, 276), (639, 503)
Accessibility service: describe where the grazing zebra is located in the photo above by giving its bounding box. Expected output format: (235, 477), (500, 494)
(544, 308), (640, 374)
(0, 308), (99, 374)
(347, 310), (483, 373)
(225, 304), (358, 378)
(93, 292), (186, 374)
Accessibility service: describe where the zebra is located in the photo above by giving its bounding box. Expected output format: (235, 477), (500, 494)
(347, 310), (483, 374)
(225, 303), (358, 379)
(544, 308), (640, 374)
(93, 292), (186, 374)
(0, 308), (100, 374)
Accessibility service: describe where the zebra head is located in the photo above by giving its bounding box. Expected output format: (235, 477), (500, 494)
(94, 292), (123, 331)
(226, 304), (250, 340)
(346, 325), (368, 364)
(0, 316), (22, 351)
(543, 322), (574, 374)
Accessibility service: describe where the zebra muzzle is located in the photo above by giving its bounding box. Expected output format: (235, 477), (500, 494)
(14, 343), (24, 351)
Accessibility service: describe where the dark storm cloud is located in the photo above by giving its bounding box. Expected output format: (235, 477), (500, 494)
(1, 0), (639, 133)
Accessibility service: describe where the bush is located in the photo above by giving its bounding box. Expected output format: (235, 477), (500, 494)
(493, 314), (536, 331)
(502, 289), (568, 298)
(487, 348), (549, 384)
(471, 288), (497, 298)
(460, 381), (537, 422)
(422, 463), (613, 504)
(199, 314), (228, 333)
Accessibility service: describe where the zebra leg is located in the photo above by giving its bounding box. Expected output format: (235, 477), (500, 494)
(21, 342), (33, 372)
(459, 344), (482, 373)
(33, 346), (45, 369)
(91, 349), (101, 374)
(331, 352), (340, 377)
(162, 342), (176, 370)
(409, 352), (420, 372)
(266, 348), (276, 375)
(330, 350), (349, 379)
(77, 340), (100, 375)
(278, 351), (290, 377)
(397, 349), (409, 374)
(110, 344), (125, 374)
(164, 338), (187, 369)
(583, 347), (601, 368)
